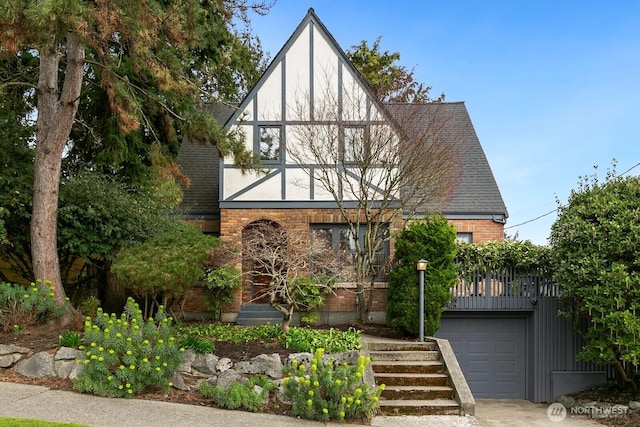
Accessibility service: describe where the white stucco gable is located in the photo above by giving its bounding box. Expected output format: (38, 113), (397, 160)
(220, 8), (395, 207)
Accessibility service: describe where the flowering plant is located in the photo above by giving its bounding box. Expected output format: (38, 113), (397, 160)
(73, 297), (183, 398)
(283, 348), (384, 423)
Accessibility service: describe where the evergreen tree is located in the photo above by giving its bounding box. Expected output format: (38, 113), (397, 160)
(386, 215), (457, 336)
(0, 1), (270, 322)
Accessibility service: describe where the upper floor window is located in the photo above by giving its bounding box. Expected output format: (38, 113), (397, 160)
(258, 126), (281, 161)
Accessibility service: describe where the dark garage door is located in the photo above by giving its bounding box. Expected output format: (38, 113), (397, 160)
(435, 316), (527, 399)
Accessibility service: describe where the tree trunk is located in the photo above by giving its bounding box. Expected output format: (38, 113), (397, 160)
(104, 265), (128, 313)
(31, 32), (85, 323)
(271, 301), (294, 333)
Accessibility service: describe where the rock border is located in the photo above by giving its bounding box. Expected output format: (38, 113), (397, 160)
(0, 343), (369, 395)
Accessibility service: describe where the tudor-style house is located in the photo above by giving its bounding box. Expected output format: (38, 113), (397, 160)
(177, 9), (507, 323)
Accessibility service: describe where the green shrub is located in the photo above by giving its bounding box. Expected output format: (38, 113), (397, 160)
(386, 216), (458, 336)
(299, 311), (319, 327)
(58, 331), (82, 348)
(550, 169), (640, 388)
(283, 348), (383, 423)
(72, 297), (184, 398)
(178, 335), (215, 354)
(203, 266), (241, 322)
(281, 327), (361, 353)
(200, 380), (266, 412)
(0, 280), (57, 332)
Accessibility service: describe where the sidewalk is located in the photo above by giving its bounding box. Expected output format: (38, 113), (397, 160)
(0, 382), (479, 427)
(0, 382), (605, 427)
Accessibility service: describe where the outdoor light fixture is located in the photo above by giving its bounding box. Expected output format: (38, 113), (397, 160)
(416, 259), (428, 342)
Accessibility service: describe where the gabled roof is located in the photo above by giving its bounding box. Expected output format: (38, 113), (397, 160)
(222, 8), (390, 130)
(177, 9), (507, 223)
(385, 102), (507, 219)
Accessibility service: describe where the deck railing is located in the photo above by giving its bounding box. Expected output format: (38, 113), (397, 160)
(447, 269), (558, 310)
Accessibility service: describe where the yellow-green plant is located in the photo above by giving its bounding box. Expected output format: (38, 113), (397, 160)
(72, 297), (184, 398)
(283, 348), (384, 423)
(0, 280), (57, 332)
(200, 377), (270, 412)
(58, 331), (82, 348)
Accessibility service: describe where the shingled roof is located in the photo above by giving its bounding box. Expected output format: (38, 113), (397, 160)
(385, 102), (508, 221)
(178, 100), (507, 222)
(177, 104), (236, 219)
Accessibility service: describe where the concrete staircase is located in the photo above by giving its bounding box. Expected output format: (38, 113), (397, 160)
(366, 339), (473, 416)
(235, 304), (283, 326)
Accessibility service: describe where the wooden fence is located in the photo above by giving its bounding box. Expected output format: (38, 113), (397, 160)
(447, 268), (559, 310)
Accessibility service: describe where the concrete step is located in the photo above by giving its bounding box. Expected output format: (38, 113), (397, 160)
(372, 360), (443, 374)
(382, 385), (454, 400)
(374, 372), (449, 387)
(235, 305), (283, 325)
(239, 304), (285, 311)
(378, 398), (460, 416)
(369, 350), (440, 362)
(236, 311), (282, 319)
(367, 341), (437, 352)
(236, 317), (282, 325)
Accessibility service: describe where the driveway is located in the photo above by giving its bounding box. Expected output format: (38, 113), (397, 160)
(475, 399), (603, 426)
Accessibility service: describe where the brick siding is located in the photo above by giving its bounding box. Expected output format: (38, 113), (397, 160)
(449, 219), (504, 243)
(210, 208), (503, 320)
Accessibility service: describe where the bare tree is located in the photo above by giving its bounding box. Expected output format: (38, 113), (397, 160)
(286, 81), (459, 322)
(242, 221), (352, 332)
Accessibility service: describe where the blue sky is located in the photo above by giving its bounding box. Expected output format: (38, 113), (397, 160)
(249, 1), (640, 245)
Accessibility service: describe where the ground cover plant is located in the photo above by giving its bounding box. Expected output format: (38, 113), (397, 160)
(200, 374), (276, 412)
(175, 323), (361, 354)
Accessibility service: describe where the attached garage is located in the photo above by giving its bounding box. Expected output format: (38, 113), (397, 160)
(435, 314), (529, 399)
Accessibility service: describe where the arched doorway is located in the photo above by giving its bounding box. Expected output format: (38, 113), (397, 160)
(241, 220), (284, 304)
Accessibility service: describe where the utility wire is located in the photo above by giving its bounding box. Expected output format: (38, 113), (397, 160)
(505, 161), (640, 230)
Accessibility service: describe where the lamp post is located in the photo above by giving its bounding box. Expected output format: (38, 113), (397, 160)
(416, 259), (428, 342)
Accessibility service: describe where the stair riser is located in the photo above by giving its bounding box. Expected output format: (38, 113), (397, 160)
(369, 351), (440, 361)
(367, 342), (437, 352)
(236, 312), (282, 319)
(377, 377), (449, 387)
(372, 364), (442, 374)
(379, 405), (460, 416)
(382, 389), (453, 400)
(236, 319), (282, 325)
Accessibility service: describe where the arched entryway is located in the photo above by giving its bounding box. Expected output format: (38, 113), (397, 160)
(241, 220), (284, 305)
